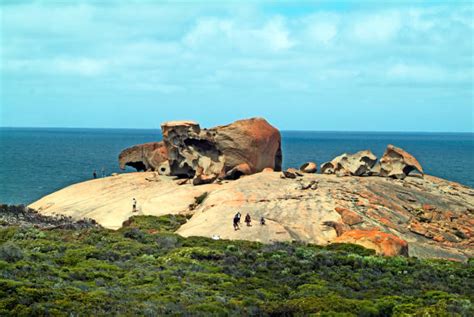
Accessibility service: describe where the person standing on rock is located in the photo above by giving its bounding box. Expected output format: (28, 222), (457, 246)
(260, 217), (266, 226)
(132, 198), (137, 213)
(236, 211), (241, 224)
(233, 214), (240, 231)
(245, 213), (252, 226)
(93, 170), (97, 179)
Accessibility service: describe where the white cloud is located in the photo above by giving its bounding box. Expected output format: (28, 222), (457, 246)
(183, 16), (293, 53)
(54, 58), (108, 76)
(1, 1), (472, 93)
(352, 11), (401, 42)
(2, 57), (108, 76)
(307, 21), (338, 45)
(257, 17), (294, 51)
(387, 63), (444, 81)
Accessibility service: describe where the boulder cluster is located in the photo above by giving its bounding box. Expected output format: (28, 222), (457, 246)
(281, 144), (423, 181)
(119, 118), (282, 185)
(120, 118), (424, 185)
(319, 144), (424, 179)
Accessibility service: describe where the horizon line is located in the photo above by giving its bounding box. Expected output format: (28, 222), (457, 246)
(1, 125), (473, 134)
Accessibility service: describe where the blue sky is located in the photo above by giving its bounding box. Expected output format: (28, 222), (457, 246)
(0, 0), (472, 132)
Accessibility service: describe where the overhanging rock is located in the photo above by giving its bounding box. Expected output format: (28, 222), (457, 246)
(161, 118), (282, 182)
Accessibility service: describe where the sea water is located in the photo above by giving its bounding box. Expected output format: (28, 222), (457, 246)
(0, 128), (472, 205)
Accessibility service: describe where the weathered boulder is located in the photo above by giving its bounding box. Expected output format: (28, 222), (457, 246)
(335, 229), (409, 256)
(300, 162), (317, 173)
(161, 118), (282, 183)
(320, 150), (377, 176)
(379, 145), (424, 179)
(119, 142), (169, 172)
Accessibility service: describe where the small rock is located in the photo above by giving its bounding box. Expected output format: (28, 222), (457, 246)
(299, 162), (317, 173)
(192, 174), (217, 185)
(176, 179), (189, 185)
(298, 180), (318, 190)
(334, 207), (364, 226)
(287, 168), (304, 177)
(323, 221), (350, 237)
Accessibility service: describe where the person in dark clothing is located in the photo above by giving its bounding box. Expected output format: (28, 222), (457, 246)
(93, 170), (97, 179)
(233, 215), (240, 231)
(260, 217), (266, 225)
(236, 212), (241, 224)
(132, 198), (137, 212)
(245, 213), (252, 226)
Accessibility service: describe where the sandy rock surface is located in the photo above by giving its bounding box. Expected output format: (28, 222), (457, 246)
(30, 171), (474, 261)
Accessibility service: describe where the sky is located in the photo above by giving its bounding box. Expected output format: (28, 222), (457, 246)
(0, 0), (473, 132)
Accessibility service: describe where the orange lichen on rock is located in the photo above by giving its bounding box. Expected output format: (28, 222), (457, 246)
(335, 229), (409, 256)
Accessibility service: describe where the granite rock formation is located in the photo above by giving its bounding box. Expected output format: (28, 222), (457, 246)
(161, 118), (282, 182)
(321, 150), (378, 176)
(379, 144), (424, 179)
(119, 142), (169, 173)
(335, 229), (409, 256)
(30, 171), (474, 261)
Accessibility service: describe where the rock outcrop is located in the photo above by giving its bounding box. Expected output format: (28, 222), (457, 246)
(300, 162), (317, 173)
(379, 144), (424, 179)
(30, 171), (474, 261)
(321, 146), (424, 180)
(161, 118), (282, 182)
(119, 142), (169, 173)
(321, 150), (377, 176)
(335, 229), (409, 256)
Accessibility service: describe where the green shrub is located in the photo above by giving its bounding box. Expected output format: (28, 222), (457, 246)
(0, 241), (23, 262)
(0, 214), (471, 316)
(325, 243), (376, 256)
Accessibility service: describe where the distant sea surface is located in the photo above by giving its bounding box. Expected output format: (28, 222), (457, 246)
(1, 128), (473, 205)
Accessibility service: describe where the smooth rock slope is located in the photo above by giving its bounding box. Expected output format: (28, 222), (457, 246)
(30, 171), (474, 261)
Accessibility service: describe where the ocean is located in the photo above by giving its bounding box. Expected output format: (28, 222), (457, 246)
(0, 128), (473, 205)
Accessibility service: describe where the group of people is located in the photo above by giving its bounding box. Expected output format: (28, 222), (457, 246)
(233, 212), (265, 231)
(93, 168), (106, 179)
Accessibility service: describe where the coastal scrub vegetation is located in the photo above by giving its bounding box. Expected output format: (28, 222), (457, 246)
(0, 213), (472, 316)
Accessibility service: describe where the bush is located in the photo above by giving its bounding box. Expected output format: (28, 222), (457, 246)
(0, 241), (23, 262)
(0, 214), (471, 316)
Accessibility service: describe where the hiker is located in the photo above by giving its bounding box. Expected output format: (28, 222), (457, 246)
(132, 198), (137, 212)
(245, 213), (252, 226)
(233, 214), (240, 231)
(93, 170), (97, 179)
(236, 211), (241, 224)
(260, 217), (266, 225)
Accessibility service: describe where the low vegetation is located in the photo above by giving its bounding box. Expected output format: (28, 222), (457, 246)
(0, 213), (472, 316)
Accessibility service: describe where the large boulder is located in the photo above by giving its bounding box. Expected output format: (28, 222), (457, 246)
(379, 145), (424, 179)
(320, 150), (377, 176)
(119, 142), (169, 173)
(161, 118), (282, 182)
(335, 229), (409, 256)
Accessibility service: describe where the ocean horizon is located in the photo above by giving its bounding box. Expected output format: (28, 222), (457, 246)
(1, 127), (473, 205)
